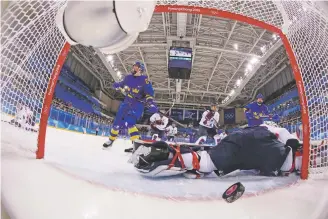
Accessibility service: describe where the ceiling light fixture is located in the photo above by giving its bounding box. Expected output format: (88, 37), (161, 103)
(107, 55), (113, 62)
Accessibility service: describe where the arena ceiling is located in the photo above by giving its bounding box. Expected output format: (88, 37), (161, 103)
(71, 11), (289, 109)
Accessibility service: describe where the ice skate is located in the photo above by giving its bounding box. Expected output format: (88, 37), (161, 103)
(103, 139), (114, 149)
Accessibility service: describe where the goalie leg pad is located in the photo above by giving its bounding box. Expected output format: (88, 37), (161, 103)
(137, 165), (186, 177)
(280, 146), (293, 176)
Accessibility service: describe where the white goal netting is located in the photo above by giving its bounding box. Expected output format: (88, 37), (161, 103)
(1, 1), (327, 179)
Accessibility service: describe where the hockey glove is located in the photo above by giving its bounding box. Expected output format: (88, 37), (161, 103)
(113, 82), (121, 90)
(146, 98), (158, 114)
(245, 112), (254, 120)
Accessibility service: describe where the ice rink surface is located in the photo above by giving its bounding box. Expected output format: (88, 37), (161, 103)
(2, 120), (328, 219)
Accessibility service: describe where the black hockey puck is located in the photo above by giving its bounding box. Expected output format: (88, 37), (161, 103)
(222, 182), (245, 203)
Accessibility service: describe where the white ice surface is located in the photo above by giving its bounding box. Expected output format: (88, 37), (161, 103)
(2, 121), (328, 219)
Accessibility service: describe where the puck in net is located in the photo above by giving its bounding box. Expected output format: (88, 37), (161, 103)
(222, 182), (245, 203)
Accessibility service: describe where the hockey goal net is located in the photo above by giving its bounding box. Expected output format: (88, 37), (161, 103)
(1, 1), (327, 179)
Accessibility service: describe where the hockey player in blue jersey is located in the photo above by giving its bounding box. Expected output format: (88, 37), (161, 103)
(244, 93), (271, 127)
(103, 61), (158, 148)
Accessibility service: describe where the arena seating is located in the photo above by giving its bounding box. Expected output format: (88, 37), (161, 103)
(55, 65), (102, 114)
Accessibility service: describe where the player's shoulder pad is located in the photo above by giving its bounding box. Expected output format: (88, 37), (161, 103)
(140, 75), (151, 84)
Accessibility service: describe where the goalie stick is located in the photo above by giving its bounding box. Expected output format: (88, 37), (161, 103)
(134, 139), (215, 148)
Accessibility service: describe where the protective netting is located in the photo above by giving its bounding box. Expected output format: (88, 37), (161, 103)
(1, 1), (66, 157)
(0, 1), (327, 178)
(158, 0), (328, 178)
(280, 1), (328, 175)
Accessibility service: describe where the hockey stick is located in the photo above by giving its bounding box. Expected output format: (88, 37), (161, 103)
(164, 100), (175, 115)
(158, 111), (188, 128)
(157, 101), (189, 128)
(134, 139), (215, 148)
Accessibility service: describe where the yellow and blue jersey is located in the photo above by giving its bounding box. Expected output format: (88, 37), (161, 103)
(244, 101), (269, 127)
(116, 74), (154, 103)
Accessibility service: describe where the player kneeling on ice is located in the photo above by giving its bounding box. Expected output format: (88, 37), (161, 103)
(131, 126), (302, 178)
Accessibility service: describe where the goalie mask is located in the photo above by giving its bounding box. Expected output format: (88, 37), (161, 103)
(132, 141), (170, 169)
(56, 1), (156, 54)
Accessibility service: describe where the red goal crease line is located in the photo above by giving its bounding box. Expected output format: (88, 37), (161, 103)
(37, 5), (310, 179)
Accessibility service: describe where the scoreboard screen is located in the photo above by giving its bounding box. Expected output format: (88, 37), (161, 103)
(168, 47), (192, 79)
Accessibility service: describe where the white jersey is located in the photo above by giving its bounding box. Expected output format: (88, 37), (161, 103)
(150, 113), (168, 130)
(166, 125), (177, 136)
(195, 133), (226, 145)
(214, 132), (227, 144)
(16, 105), (32, 121)
(199, 110), (220, 128)
(260, 124), (298, 144)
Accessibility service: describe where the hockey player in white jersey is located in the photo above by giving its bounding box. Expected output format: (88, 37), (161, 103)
(166, 123), (177, 141)
(10, 102), (37, 131)
(195, 103), (220, 145)
(150, 111), (169, 141)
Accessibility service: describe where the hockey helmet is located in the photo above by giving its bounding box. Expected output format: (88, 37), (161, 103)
(133, 61), (145, 73)
(210, 102), (218, 111)
(256, 93), (264, 104)
(159, 109), (166, 114)
(256, 93), (264, 99)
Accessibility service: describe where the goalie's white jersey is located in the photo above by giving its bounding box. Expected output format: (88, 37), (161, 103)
(260, 124), (298, 144)
(150, 113), (168, 130)
(166, 125), (177, 136)
(199, 110), (220, 128)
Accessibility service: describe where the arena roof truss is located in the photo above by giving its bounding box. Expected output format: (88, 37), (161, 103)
(71, 12), (288, 109)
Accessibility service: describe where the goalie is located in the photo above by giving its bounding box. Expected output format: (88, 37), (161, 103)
(131, 125), (302, 178)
